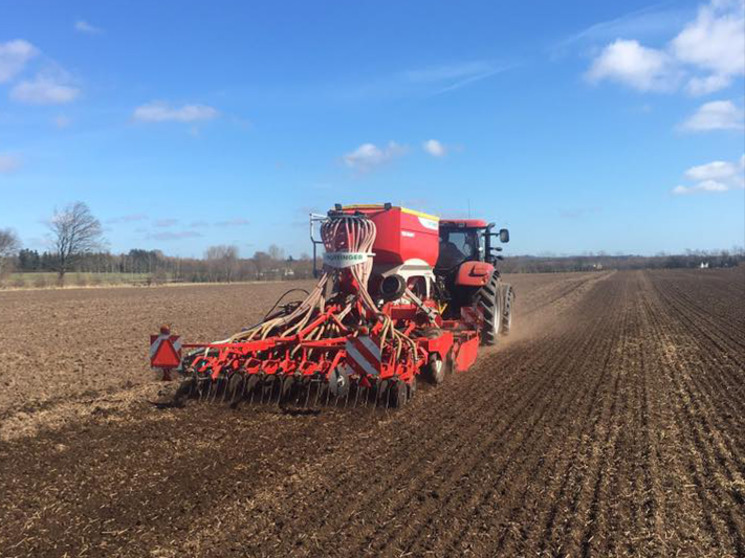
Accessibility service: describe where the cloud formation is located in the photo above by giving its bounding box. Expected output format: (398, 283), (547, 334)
(154, 218), (177, 228)
(586, 0), (745, 95)
(423, 139), (447, 157)
(672, 0), (745, 94)
(132, 101), (219, 123)
(403, 61), (511, 94)
(679, 99), (744, 131)
(149, 230), (202, 241)
(0, 40), (37, 83)
(10, 70), (80, 104)
(673, 154), (745, 194)
(586, 39), (679, 92)
(343, 141), (407, 173)
(106, 214), (148, 224)
(0, 153), (21, 173)
(74, 20), (103, 35)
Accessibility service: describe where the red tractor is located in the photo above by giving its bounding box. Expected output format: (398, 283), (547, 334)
(435, 218), (513, 345)
(150, 203), (512, 408)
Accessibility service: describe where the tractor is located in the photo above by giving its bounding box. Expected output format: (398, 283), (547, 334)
(435, 218), (513, 345)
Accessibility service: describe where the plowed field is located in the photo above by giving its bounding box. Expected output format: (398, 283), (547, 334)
(1, 269), (743, 557)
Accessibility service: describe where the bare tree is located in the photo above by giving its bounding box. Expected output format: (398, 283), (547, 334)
(0, 228), (21, 277)
(48, 202), (104, 284)
(252, 251), (272, 279)
(268, 244), (285, 261)
(206, 245), (239, 282)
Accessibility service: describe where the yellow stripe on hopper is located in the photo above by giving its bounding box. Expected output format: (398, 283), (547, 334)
(342, 204), (439, 222)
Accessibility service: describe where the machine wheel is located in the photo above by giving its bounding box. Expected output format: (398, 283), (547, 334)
(477, 272), (502, 346)
(500, 284), (514, 336)
(425, 353), (446, 385)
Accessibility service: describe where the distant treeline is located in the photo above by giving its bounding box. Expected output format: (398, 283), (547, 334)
(499, 250), (744, 274)
(12, 246), (315, 283)
(5, 247), (743, 286)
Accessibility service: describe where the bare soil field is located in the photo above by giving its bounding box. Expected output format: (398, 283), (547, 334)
(0, 269), (743, 557)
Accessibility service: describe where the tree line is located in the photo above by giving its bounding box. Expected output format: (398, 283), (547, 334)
(1, 201), (742, 287)
(499, 250), (744, 274)
(0, 201), (314, 285)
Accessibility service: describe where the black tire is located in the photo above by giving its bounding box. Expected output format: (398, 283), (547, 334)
(476, 271), (502, 346)
(500, 283), (514, 336)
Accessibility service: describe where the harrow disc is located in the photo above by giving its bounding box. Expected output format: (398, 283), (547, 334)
(391, 380), (408, 408)
(328, 367), (350, 398)
(227, 372), (245, 408)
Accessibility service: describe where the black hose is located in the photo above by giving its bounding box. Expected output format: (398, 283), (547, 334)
(262, 288), (311, 321)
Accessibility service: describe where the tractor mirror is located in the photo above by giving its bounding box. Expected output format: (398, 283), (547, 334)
(499, 228), (510, 243)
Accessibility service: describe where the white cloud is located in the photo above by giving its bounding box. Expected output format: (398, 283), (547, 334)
(10, 71), (80, 104)
(74, 20), (103, 35)
(0, 153), (21, 173)
(685, 73), (733, 95)
(680, 100), (744, 130)
(132, 101), (219, 123)
(0, 39), (38, 83)
(673, 154), (745, 194)
(343, 141), (407, 172)
(673, 180), (730, 193)
(587, 0), (745, 95)
(685, 160), (739, 180)
(585, 39), (679, 91)
(423, 139), (447, 157)
(672, 0), (745, 94)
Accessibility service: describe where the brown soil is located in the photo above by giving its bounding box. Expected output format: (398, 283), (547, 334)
(0, 269), (743, 557)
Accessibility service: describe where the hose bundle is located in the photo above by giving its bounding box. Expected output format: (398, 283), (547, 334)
(224, 213), (416, 362)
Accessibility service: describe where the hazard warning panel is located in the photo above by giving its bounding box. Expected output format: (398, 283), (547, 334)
(345, 335), (381, 377)
(149, 333), (182, 369)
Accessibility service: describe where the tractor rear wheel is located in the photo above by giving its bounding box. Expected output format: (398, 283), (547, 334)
(500, 284), (514, 336)
(477, 272), (502, 346)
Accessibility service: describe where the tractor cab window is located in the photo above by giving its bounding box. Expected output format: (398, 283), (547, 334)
(437, 229), (479, 270)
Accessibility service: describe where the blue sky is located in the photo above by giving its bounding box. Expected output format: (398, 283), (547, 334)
(0, 0), (743, 257)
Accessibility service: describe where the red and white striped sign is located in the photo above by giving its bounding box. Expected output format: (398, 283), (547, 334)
(345, 335), (381, 377)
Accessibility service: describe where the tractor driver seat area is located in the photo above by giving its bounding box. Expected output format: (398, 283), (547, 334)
(437, 239), (466, 271)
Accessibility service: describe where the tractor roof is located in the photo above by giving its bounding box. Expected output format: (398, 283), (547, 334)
(440, 219), (489, 228)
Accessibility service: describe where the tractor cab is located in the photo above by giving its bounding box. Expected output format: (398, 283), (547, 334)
(436, 219), (509, 272)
